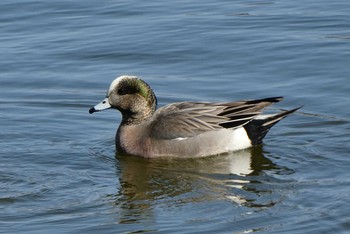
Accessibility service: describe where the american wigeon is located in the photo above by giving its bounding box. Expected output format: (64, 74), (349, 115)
(89, 75), (300, 158)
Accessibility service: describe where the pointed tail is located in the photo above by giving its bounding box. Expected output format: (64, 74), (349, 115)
(244, 106), (302, 145)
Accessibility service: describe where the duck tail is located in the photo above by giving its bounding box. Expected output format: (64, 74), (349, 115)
(244, 106), (302, 145)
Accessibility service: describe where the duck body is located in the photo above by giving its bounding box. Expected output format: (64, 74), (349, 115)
(89, 76), (300, 158)
(115, 108), (252, 158)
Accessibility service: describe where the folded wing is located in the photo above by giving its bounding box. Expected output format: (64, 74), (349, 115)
(149, 97), (283, 139)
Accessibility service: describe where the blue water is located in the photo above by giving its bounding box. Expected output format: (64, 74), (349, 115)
(1, 1), (350, 233)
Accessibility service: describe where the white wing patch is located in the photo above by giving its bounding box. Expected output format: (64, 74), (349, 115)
(174, 137), (188, 141)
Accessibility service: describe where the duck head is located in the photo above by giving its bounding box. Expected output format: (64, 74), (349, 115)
(89, 75), (157, 124)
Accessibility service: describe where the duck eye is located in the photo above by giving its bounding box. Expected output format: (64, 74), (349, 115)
(118, 87), (128, 95)
(118, 85), (137, 95)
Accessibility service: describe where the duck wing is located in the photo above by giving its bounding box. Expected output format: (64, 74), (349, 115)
(148, 97), (283, 139)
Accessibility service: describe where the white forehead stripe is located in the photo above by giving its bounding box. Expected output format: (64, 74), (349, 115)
(107, 75), (138, 95)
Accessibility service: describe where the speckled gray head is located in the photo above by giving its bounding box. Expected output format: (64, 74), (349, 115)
(89, 75), (157, 123)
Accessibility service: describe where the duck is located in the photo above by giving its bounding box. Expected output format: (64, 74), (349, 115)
(89, 75), (300, 158)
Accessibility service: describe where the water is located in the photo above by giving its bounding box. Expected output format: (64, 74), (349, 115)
(1, 0), (350, 233)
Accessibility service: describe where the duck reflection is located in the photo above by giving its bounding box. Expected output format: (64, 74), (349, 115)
(113, 147), (291, 223)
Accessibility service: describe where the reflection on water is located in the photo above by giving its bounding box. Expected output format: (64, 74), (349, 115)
(113, 147), (292, 224)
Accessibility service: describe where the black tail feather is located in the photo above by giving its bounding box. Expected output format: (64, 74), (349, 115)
(244, 106), (302, 145)
(245, 96), (283, 105)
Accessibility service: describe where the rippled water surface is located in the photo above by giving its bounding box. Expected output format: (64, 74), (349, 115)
(1, 1), (350, 233)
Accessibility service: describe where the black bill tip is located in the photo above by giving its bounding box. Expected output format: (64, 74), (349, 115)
(89, 107), (96, 114)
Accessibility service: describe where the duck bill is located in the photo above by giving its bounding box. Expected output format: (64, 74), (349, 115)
(89, 98), (111, 114)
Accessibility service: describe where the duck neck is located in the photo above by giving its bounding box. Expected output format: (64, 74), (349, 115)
(121, 108), (154, 125)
